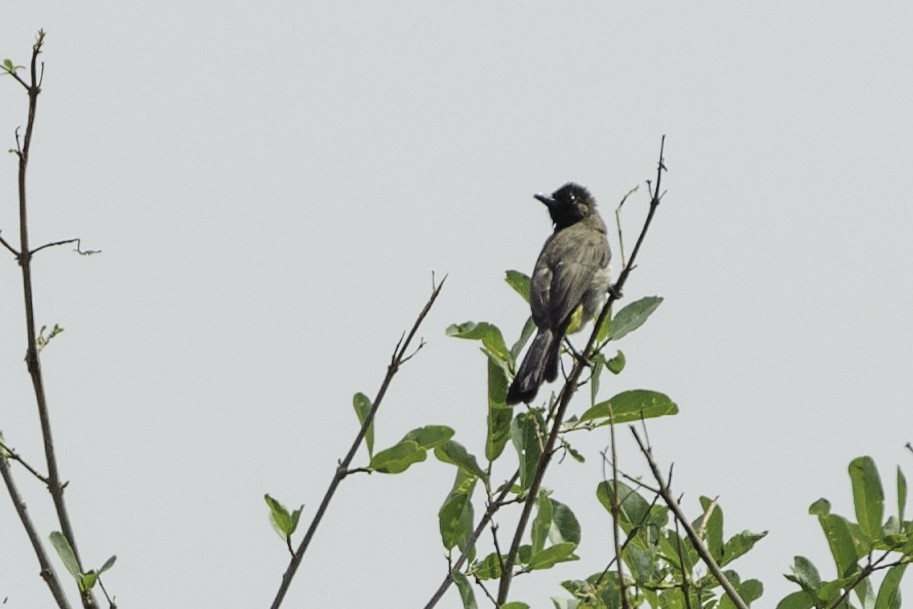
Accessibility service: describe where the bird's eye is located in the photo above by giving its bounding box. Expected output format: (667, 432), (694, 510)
(568, 193), (577, 203)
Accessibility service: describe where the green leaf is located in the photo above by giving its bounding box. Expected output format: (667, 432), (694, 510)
(434, 439), (487, 480)
(605, 296), (663, 342)
(446, 321), (510, 363)
(578, 390), (678, 426)
(451, 570), (479, 609)
(352, 392), (374, 457)
(622, 542), (657, 584)
(808, 498), (831, 516)
(501, 603), (530, 609)
(660, 528), (697, 573)
(526, 541), (577, 570)
(719, 579), (763, 609)
(3, 58), (14, 71)
(551, 598), (578, 609)
(49, 531), (81, 580)
(550, 499), (581, 545)
(99, 555), (117, 574)
(596, 480), (650, 532)
(369, 440), (426, 474)
(775, 590), (816, 609)
(505, 270), (531, 303)
(439, 470), (477, 552)
(720, 530), (767, 567)
(589, 356), (604, 405)
(874, 563), (905, 609)
(786, 556), (821, 593)
(472, 551), (502, 580)
(265, 494), (300, 537)
(532, 491), (553, 554)
(80, 572), (98, 592)
(606, 350), (625, 374)
(486, 355), (512, 461)
(289, 505), (303, 534)
(819, 513), (862, 578)
(595, 302), (614, 343)
(402, 425), (455, 450)
(849, 456), (885, 542)
(897, 466), (907, 525)
(511, 411), (544, 491)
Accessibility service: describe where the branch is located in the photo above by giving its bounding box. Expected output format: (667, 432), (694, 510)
(0, 231), (20, 257)
(496, 135), (668, 605)
(269, 276), (447, 609)
(2, 30), (98, 609)
(0, 438), (49, 484)
(0, 457), (72, 608)
(630, 427), (748, 609)
(608, 408), (630, 609)
(614, 185), (639, 270)
(31, 237), (100, 257)
(823, 550), (911, 609)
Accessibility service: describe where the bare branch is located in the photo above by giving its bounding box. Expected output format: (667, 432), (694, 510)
(614, 185), (639, 269)
(0, 231), (20, 257)
(0, 438), (49, 484)
(31, 237), (100, 257)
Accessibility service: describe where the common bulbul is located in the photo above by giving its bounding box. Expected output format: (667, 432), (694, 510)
(505, 183), (611, 405)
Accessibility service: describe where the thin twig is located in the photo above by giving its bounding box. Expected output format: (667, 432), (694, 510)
(269, 276), (447, 609)
(0, 438), (49, 484)
(474, 577), (497, 607)
(496, 136), (668, 605)
(31, 237), (100, 257)
(614, 185), (639, 270)
(607, 406), (630, 609)
(630, 427), (748, 609)
(0, 232), (20, 257)
(1, 62), (30, 90)
(672, 517), (693, 609)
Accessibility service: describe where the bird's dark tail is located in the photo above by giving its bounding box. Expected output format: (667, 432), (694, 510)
(506, 329), (561, 405)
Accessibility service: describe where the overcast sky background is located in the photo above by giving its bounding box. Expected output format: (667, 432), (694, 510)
(1, 3), (912, 608)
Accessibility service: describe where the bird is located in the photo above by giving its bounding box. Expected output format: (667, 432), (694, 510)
(505, 183), (612, 405)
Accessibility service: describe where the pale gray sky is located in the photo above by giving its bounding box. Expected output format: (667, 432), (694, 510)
(1, 3), (912, 608)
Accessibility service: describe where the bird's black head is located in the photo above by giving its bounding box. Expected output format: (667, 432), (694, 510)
(534, 182), (596, 228)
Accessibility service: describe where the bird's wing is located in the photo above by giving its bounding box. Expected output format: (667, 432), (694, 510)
(529, 235), (555, 328)
(544, 224), (610, 330)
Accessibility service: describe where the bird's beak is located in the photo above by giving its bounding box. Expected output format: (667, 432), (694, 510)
(534, 193), (556, 208)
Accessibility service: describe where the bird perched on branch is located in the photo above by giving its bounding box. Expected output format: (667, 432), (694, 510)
(505, 183), (611, 405)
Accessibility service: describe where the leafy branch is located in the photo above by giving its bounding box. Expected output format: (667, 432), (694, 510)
(0, 30), (103, 609)
(268, 275), (447, 608)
